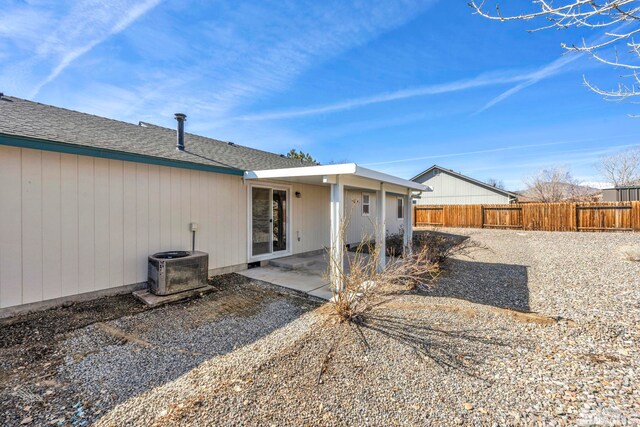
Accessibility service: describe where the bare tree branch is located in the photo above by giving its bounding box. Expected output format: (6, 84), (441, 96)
(598, 146), (640, 185)
(469, 1), (640, 101)
(523, 166), (597, 202)
(486, 178), (506, 189)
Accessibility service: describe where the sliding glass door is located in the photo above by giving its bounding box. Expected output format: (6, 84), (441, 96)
(272, 189), (287, 252)
(250, 185), (289, 258)
(251, 187), (272, 256)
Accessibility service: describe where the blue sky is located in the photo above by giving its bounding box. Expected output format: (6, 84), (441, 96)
(1, 0), (638, 189)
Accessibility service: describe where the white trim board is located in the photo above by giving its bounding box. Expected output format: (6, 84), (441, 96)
(246, 182), (293, 262)
(244, 163), (429, 192)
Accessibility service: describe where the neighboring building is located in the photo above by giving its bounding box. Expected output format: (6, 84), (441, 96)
(0, 95), (425, 315)
(411, 165), (517, 205)
(602, 186), (640, 202)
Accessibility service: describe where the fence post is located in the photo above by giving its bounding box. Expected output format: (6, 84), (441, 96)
(574, 203), (579, 232)
(442, 205), (447, 227)
(633, 201), (640, 231)
(413, 206), (417, 227)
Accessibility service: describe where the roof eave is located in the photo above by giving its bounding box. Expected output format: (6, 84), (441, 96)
(411, 164), (517, 197)
(245, 163), (428, 191)
(0, 133), (244, 176)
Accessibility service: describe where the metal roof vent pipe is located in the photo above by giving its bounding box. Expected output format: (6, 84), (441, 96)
(175, 113), (187, 150)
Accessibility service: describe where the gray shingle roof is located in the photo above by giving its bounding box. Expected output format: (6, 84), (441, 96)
(0, 95), (313, 171)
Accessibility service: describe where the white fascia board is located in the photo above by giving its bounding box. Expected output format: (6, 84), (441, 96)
(244, 163), (357, 180)
(354, 165), (428, 191)
(244, 162), (427, 191)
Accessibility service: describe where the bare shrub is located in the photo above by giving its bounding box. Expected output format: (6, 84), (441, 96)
(413, 230), (485, 265)
(319, 220), (495, 383)
(328, 238), (440, 324)
(387, 229), (485, 265)
(384, 230), (406, 257)
(327, 223), (483, 324)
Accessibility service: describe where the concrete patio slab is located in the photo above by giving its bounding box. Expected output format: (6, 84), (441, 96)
(238, 266), (332, 299)
(307, 286), (334, 300)
(237, 253), (335, 300)
(132, 285), (216, 307)
(238, 252), (386, 301)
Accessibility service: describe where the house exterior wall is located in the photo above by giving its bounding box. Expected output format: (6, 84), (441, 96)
(414, 170), (511, 205)
(0, 145), (329, 310)
(290, 182), (331, 254)
(344, 190), (405, 245)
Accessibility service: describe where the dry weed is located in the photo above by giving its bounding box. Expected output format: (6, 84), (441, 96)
(327, 221), (481, 324)
(620, 245), (640, 262)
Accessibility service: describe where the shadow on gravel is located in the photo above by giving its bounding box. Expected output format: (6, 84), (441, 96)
(355, 313), (517, 379)
(0, 274), (319, 427)
(424, 259), (530, 312)
(410, 230), (531, 312)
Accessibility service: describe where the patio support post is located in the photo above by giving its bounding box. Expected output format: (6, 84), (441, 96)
(403, 190), (413, 255)
(330, 177), (345, 292)
(376, 183), (386, 272)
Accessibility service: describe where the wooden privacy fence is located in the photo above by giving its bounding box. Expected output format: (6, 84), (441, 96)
(413, 202), (640, 232)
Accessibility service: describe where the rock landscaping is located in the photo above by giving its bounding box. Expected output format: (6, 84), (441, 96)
(0, 275), (319, 426)
(1, 228), (638, 426)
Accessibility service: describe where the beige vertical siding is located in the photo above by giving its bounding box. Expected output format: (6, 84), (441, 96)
(344, 190), (404, 245)
(60, 154), (79, 297)
(0, 145), (22, 308)
(415, 170), (511, 205)
(21, 148), (43, 303)
(385, 194), (404, 236)
(77, 156), (95, 295)
(291, 182), (330, 254)
(0, 146), (331, 309)
(42, 151), (61, 301)
(345, 189), (376, 245)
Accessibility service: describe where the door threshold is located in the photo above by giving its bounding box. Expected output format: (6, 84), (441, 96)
(248, 251), (292, 264)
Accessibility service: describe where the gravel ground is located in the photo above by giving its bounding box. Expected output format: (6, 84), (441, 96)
(0, 292), (151, 427)
(0, 274), (319, 426)
(2, 229), (639, 426)
(428, 228), (640, 325)
(95, 229), (639, 426)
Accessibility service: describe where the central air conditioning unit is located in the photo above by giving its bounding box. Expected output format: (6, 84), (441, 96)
(148, 251), (209, 296)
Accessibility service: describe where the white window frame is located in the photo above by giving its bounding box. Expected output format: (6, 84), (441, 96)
(247, 182), (292, 262)
(397, 197), (404, 220)
(362, 193), (371, 216)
